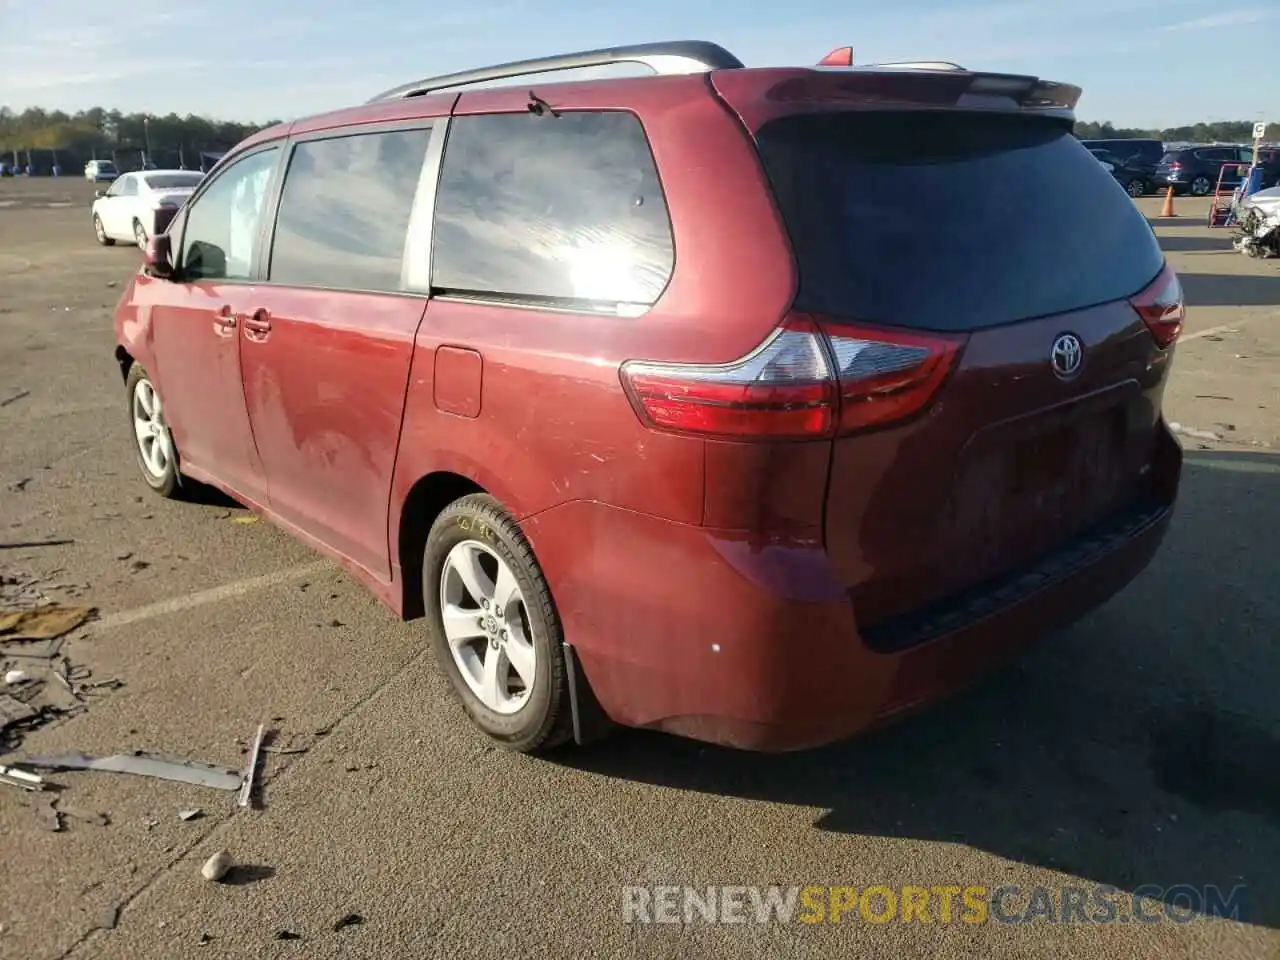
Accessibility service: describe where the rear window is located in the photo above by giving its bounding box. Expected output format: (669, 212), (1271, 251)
(755, 112), (1164, 332)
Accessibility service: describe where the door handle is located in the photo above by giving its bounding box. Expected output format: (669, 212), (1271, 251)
(213, 306), (236, 329)
(242, 309), (271, 335)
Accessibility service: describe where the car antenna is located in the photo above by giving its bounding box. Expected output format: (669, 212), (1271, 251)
(527, 92), (560, 118)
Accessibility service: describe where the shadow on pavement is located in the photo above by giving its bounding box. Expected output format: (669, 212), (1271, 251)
(1158, 236), (1239, 254)
(1179, 272), (1280, 307)
(564, 450), (1280, 928)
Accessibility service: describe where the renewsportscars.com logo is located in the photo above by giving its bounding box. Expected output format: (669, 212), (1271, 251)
(621, 884), (1250, 926)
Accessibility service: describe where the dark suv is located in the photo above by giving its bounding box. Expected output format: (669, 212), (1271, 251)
(113, 42), (1184, 753)
(1078, 138), (1164, 167)
(1154, 145), (1280, 195)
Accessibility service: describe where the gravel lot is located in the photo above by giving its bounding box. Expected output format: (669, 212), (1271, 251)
(1, 177), (1278, 960)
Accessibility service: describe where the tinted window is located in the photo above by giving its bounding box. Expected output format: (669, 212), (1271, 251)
(756, 112), (1164, 332)
(144, 173), (203, 190)
(432, 111), (674, 309)
(269, 128), (430, 291)
(181, 147), (279, 282)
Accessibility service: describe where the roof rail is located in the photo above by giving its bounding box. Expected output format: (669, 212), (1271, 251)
(368, 41), (744, 102)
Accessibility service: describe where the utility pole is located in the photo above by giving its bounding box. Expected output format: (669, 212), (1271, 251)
(143, 116), (152, 166)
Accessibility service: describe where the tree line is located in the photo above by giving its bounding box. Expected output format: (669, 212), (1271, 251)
(1, 105), (1275, 172)
(0, 107), (280, 172)
(1073, 119), (1277, 143)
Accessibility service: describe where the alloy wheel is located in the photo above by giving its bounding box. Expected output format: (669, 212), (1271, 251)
(131, 378), (173, 480)
(438, 540), (537, 715)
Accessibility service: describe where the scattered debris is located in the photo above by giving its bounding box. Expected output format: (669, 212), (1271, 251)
(0, 390), (30, 408)
(0, 763), (45, 791)
(130, 560), (150, 573)
(0, 637), (67, 660)
(333, 913), (364, 932)
(15, 752), (243, 791)
(30, 793), (63, 832)
(8, 478), (32, 493)
(114, 551), (133, 561)
(262, 744), (308, 756)
(1194, 394), (1233, 401)
(59, 805), (109, 827)
(98, 905), (120, 930)
(4, 670), (28, 685)
(0, 605), (93, 641)
(201, 850), (234, 882)
(178, 808), (203, 822)
(275, 931), (302, 941)
(198, 933), (214, 945)
(0, 694), (37, 726)
(230, 515), (259, 525)
(0, 539), (74, 550)
(238, 724), (266, 808)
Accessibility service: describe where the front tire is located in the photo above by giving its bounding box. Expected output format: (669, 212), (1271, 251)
(133, 219), (148, 250)
(423, 494), (571, 753)
(1125, 178), (1146, 198)
(1190, 175), (1213, 197)
(126, 364), (181, 498)
(94, 214), (115, 246)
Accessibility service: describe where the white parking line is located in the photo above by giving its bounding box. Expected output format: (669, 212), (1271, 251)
(93, 560), (331, 632)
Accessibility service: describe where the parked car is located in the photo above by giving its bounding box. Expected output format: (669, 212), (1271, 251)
(92, 170), (204, 249)
(112, 41), (1184, 753)
(1153, 146), (1280, 196)
(1078, 137), (1165, 167)
(1088, 148), (1151, 196)
(84, 159), (119, 182)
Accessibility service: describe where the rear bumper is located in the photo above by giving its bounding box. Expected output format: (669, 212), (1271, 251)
(522, 432), (1181, 752)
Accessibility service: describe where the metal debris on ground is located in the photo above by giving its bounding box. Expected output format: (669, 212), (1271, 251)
(0, 389), (31, 407)
(238, 723), (266, 808)
(201, 850), (233, 882)
(333, 913), (364, 931)
(0, 605), (94, 641)
(0, 763), (45, 791)
(230, 515), (259, 525)
(0, 539), (76, 550)
(98, 905), (120, 930)
(4, 669), (28, 685)
(15, 752), (243, 791)
(178, 808), (203, 822)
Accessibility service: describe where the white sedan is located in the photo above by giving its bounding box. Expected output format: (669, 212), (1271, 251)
(92, 170), (204, 249)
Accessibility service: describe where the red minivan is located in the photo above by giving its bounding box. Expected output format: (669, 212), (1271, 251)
(113, 42), (1184, 753)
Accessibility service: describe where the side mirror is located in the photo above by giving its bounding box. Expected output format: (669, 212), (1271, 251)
(143, 235), (174, 279)
(94, 189), (105, 198)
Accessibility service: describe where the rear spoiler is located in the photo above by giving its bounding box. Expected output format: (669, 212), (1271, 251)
(812, 46), (1081, 114)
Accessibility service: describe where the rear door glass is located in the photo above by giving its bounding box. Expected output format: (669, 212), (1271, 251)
(755, 112), (1164, 332)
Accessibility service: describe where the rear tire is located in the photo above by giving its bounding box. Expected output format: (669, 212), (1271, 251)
(133, 219), (148, 250)
(1190, 175), (1213, 197)
(422, 494), (572, 753)
(1125, 178), (1146, 198)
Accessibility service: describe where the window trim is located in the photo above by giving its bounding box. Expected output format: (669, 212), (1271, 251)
(258, 118), (440, 297)
(173, 140), (287, 285)
(426, 108), (675, 315)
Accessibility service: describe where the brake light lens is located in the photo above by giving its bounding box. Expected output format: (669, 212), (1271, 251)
(619, 314), (963, 440)
(620, 317), (836, 440)
(1130, 264), (1184, 348)
(824, 322), (964, 433)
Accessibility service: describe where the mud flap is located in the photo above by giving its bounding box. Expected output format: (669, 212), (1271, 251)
(563, 643), (612, 745)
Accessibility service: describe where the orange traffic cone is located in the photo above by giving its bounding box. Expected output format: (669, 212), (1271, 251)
(1161, 186), (1176, 217)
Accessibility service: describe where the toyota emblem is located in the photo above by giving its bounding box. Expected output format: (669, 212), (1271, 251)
(1050, 333), (1083, 379)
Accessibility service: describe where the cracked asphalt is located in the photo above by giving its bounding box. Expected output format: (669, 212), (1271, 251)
(1, 178), (1278, 959)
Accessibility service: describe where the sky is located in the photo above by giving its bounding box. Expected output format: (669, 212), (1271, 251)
(1, 0), (1277, 128)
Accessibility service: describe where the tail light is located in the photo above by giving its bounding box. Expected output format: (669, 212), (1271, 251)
(619, 314), (963, 440)
(1130, 264), (1184, 348)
